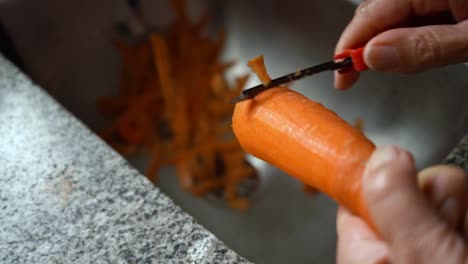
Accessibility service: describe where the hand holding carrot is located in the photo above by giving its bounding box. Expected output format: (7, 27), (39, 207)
(337, 146), (468, 264)
(335, 0), (468, 89)
(334, 1), (468, 261)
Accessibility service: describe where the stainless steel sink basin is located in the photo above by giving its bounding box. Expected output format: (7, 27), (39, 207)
(2, 0), (468, 263)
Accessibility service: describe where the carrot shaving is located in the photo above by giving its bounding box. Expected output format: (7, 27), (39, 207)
(302, 185), (319, 196)
(354, 118), (365, 132)
(247, 55), (272, 86)
(98, 0), (258, 210)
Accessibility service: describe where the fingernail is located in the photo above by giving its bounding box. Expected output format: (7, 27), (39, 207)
(334, 72), (343, 89)
(440, 198), (460, 228)
(365, 147), (400, 179)
(365, 45), (400, 71)
(334, 72), (348, 90)
(363, 147), (399, 184)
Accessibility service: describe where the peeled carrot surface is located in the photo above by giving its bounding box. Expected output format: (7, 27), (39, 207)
(232, 87), (376, 227)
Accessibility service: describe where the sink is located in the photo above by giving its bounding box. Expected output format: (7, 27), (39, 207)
(1, 0), (468, 263)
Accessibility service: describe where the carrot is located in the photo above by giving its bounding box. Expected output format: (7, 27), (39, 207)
(232, 86), (376, 227)
(247, 55), (272, 86)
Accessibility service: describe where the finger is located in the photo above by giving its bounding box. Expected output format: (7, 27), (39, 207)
(364, 146), (430, 245)
(363, 146), (467, 263)
(364, 22), (468, 72)
(337, 207), (379, 240)
(336, 0), (411, 54)
(334, 71), (360, 90)
(449, 0), (468, 22)
(337, 207), (389, 264)
(418, 165), (468, 229)
(336, 0), (449, 55)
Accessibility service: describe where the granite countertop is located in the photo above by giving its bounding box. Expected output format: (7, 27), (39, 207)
(0, 55), (249, 263)
(444, 135), (468, 171)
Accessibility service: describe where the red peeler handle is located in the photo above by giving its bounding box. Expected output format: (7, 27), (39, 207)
(334, 47), (368, 72)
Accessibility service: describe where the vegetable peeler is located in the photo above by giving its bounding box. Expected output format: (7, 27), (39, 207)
(231, 47), (368, 103)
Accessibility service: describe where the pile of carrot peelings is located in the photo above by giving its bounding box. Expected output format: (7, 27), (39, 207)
(98, 0), (258, 210)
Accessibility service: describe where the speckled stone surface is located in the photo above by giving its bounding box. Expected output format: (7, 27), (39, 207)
(0, 56), (250, 264)
(444, 135), (468, 172)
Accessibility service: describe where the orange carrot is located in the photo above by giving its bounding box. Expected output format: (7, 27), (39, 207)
(232, 87), (376, 227)
(247, 55), (272, 86)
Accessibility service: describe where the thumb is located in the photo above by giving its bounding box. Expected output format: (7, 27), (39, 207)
(364, 21), (468, 73)
(364, 146), (466, 263)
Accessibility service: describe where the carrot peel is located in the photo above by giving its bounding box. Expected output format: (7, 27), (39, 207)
(247, 55), (272, 86)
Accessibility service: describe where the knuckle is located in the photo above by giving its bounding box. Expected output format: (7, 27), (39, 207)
(411, 29), (442, 68)
(398, 150), (415, 168)
(355, 0), (376, 17)
(365, 161), (397, 200)
(364, 146), (413, 201)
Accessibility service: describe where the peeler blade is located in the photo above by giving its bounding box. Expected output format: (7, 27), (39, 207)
(231, 57), (353, 104)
